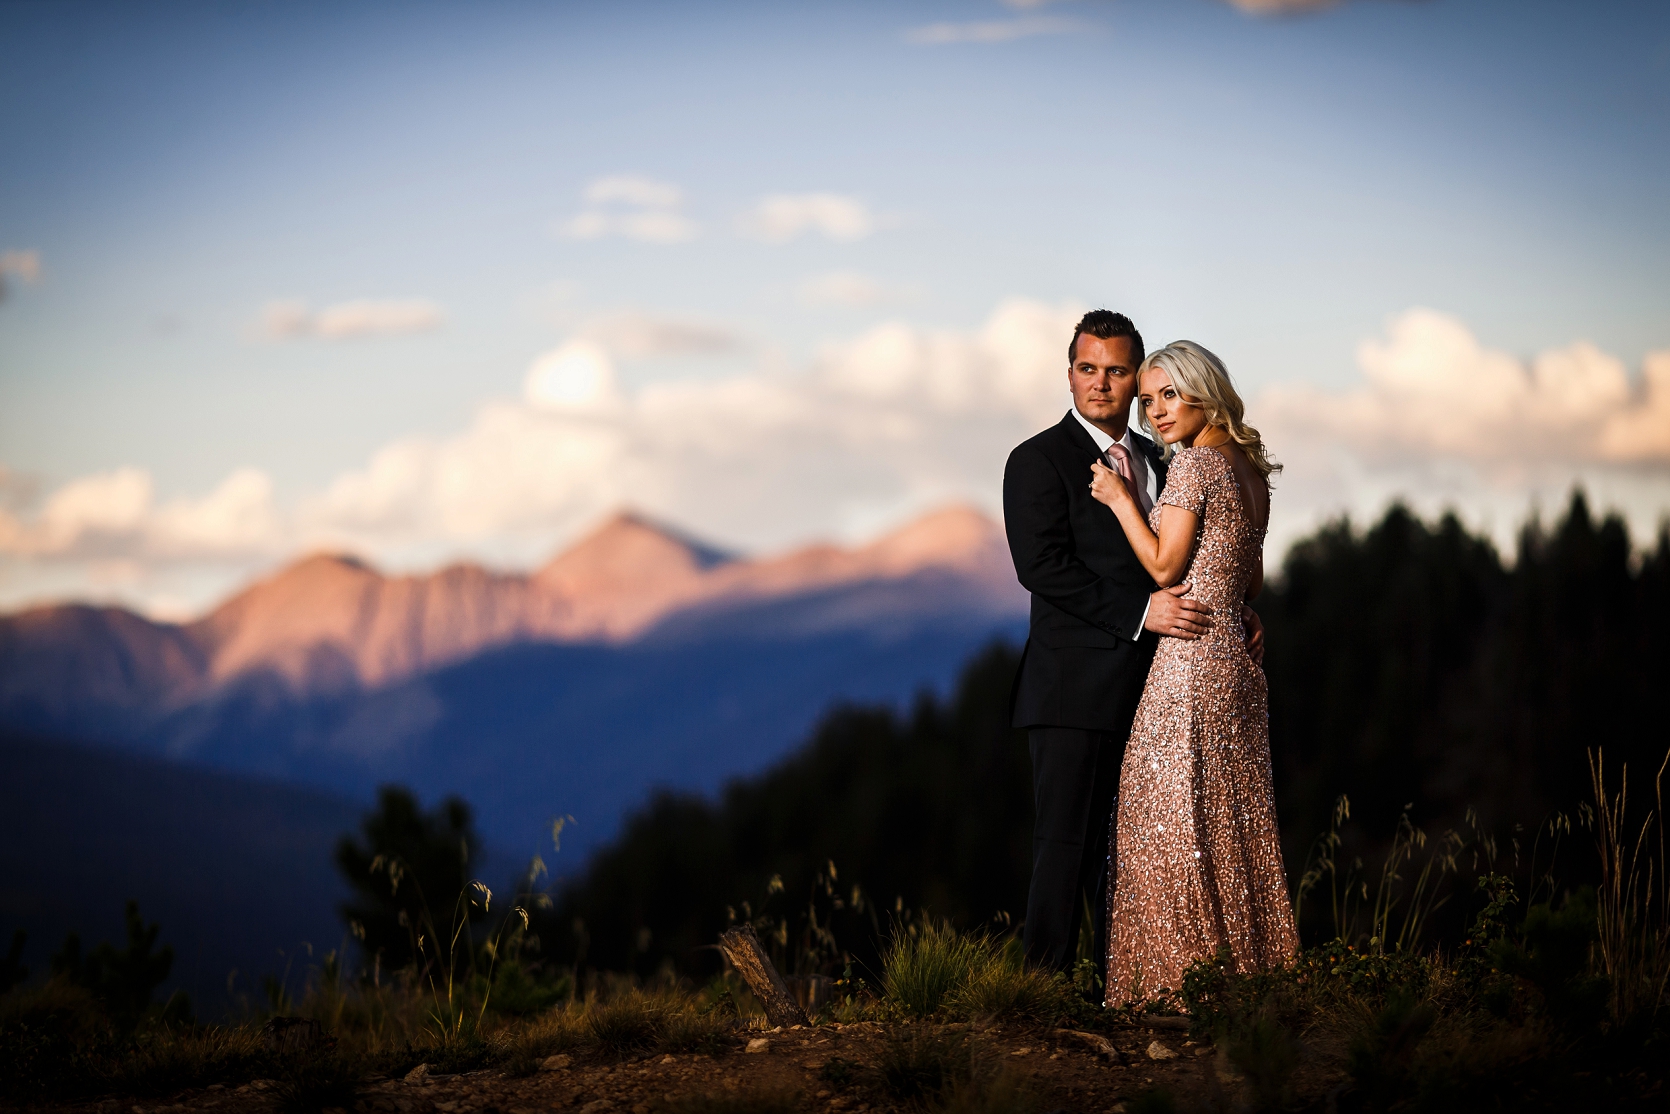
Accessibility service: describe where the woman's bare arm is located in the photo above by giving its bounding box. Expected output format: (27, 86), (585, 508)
(1089, 460), (1198, 587)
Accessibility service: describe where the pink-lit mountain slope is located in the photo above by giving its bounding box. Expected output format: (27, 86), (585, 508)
(0, 506), (1025, 719)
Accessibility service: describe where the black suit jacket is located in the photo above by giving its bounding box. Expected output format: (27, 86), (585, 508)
(1003, 412), (1168, 732)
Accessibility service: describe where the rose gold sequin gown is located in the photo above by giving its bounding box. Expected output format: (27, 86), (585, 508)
(1104, 446), (1299, 1004)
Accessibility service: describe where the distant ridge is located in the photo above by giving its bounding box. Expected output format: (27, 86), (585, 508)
(0, 502), (1028, 875)
(0, 504), (1022, 720)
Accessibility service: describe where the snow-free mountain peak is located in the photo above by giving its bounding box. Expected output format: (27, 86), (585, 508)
(0, 505), (1025, 709)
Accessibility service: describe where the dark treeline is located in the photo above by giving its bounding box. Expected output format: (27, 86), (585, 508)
(533, 642), (1034, 981)
(524, 493), (1669, 980)
(1265, 493), (1670, 850)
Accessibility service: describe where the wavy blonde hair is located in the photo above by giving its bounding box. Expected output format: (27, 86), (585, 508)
(1137, 340), (1281, 484)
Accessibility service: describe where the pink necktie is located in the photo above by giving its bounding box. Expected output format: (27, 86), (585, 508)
(1105, 442), (1153, 516)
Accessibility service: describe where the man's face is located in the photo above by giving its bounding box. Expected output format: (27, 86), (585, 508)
(1068, 333), (1139, 435)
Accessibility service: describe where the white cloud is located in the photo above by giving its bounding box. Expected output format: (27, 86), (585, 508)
(1219, 0), (1410, 14)
(297, 298), (1083, 559)
(0, 248), (41, 303)
(739, 194), (875, 244)
(1255, 309), (1670, 560)
(0, 249), (41, 283)
(7, 302), (1666, 619)
(1263, 309), (1670, 467)
(0, 466), (280, 560)
(524, 340), (620, 412)
(1220, 0), (1347, 13)
(581, 312), (742, 358)
(261, 298), (444, 340)
(905, 16), (1084, 45)
(584, 175), (683, 208)
(560, 175), (699, 244)
(799, 271), (922, 308)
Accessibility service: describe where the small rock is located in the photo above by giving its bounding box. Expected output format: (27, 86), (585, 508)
(250, 1080), (278, 1091)
(404, 1064), (430, 1084)
(1054, 1028), (1123, 1062)
(1195, 1045), (1212, 1056)
(1146, 1040), (1178, 1061)
(538, 1054), (571, 1072)
(632, 1106), (650, 1114)
(206, 1085), (225, 1092)
(745, 1037), (771, 1053)
(578, 1102), (614, 1114)
(1010, 1047), (1031, 1056)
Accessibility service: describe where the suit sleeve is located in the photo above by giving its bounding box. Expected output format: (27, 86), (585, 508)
(1003, 443), (1153, 641)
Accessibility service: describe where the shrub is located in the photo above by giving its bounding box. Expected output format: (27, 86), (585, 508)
(881, 921), (1068, 1023)
(883, 921), (988, 1018)
(875, 1026), (982, 1105)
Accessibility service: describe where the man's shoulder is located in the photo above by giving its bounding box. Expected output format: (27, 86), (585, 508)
(1010, 414), (1080, 461)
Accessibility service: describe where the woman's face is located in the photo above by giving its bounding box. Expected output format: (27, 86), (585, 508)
(1140, 366), (1208, 445)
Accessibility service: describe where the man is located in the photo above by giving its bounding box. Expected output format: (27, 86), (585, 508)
(1003, 309), (1262, 976)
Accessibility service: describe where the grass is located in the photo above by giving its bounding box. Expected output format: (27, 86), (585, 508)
(1166, 751), (1670, 1111)
(881, 919), (1071, 1022)
(872, 1026), (1038, 1113)
(4, 748), (1666, 1110)
(0, 974), (736, 1105)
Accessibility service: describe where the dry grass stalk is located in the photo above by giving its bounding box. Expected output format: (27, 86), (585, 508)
(1588, 747), (1670, 1027)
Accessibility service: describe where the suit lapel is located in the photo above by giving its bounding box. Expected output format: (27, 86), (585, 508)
(1131, 430), (1167, 489)
(1058, 411), (1103, 460)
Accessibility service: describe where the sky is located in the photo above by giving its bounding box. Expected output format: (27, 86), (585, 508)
(1, 0), (1668, 618)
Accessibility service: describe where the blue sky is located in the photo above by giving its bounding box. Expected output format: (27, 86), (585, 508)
(2, 0), (1668, 616)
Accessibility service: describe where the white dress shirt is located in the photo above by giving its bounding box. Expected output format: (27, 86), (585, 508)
(1072, 407), (1159, 640)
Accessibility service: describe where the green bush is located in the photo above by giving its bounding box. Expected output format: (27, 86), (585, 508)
(881, 921), (1068, 1023)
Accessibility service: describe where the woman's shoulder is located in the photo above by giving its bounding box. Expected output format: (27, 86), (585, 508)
(1170, 444), (1234, 475)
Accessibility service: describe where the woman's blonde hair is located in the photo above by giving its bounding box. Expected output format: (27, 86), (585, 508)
(1137, 340), (1281, 484)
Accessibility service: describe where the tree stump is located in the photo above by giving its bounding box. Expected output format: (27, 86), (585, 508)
(716, 924), (809, 1028)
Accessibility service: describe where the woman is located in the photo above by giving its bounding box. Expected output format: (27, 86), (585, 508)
(1088, 340), (1298, 1004)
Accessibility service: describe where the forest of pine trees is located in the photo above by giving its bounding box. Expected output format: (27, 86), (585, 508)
(528, 493), (1670, 979)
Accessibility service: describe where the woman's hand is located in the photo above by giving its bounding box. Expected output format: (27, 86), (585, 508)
(1089, 460), (1132, 511)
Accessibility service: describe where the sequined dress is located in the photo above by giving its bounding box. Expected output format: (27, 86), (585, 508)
(1104, 446), (1299, 1004)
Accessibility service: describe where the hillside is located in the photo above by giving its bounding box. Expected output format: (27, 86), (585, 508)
(0, 735), (362, 1016)
(0, 506), (1027, 860)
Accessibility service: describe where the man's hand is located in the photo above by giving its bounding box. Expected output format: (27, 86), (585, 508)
(1242, 604), (1265, 666)
(1145, 584), (1213, 640)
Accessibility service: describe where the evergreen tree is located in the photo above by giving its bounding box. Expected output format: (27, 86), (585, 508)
(336, 786), (485, 974)
(531, 493), (1670, 976)
(50, 901), (178, 1027)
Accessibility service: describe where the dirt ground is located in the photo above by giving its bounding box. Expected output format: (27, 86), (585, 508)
(61, 1018), (1308, 1114)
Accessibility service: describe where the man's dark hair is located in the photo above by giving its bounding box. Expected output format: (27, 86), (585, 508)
(1069, 310), (1144, 367)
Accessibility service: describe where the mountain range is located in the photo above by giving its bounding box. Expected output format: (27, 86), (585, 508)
(1, 507), (1027, 937)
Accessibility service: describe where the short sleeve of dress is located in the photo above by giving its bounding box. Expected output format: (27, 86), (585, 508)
(1157, 448), (1214, 516)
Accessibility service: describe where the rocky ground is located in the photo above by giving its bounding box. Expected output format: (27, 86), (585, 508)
(59, 1017), (1296, 1114)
